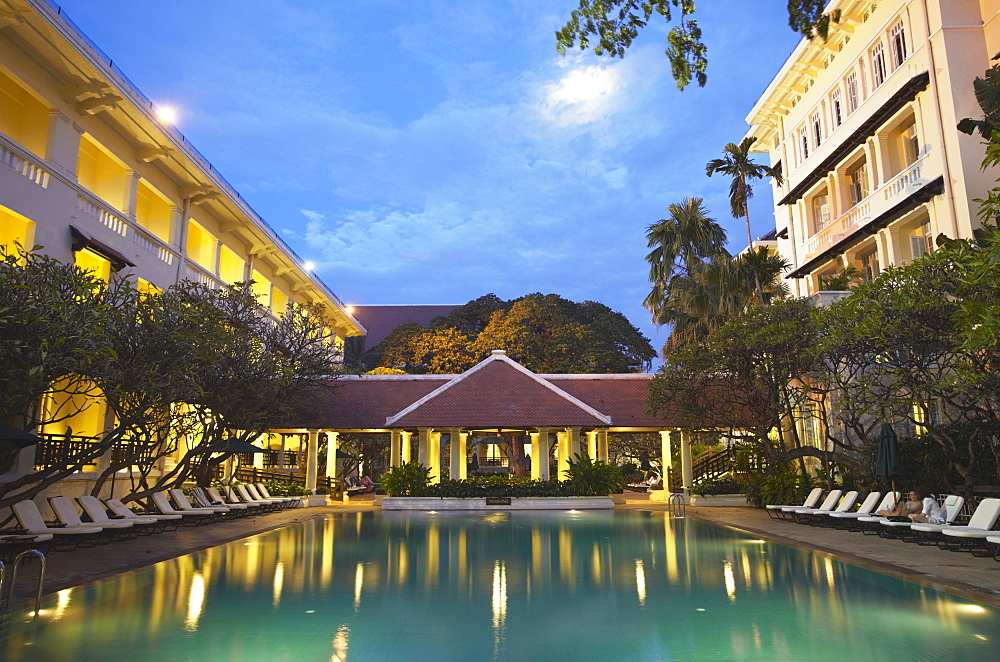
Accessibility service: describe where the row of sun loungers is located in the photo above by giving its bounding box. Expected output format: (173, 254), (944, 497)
(767, 489), (1000, 560)
(3, 483), (302, 553)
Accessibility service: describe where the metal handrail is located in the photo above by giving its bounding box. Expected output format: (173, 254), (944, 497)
(1, 549), (47, 619)
(668, 493), (686, 518)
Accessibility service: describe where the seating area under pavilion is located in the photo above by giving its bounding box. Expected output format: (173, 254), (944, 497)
(282, 350), (705, 491)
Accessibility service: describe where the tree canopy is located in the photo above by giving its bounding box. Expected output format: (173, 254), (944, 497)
(369, 293), (655, 374)
(557, 1), (841, 90)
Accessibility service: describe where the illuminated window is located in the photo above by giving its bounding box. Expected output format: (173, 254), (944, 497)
(251, 269), (271, 308)
(75, 247), (111, 282)
(0, 69), (49, 155)
(901, 120), (920, 165)
(847, 161), (869, 206)
(218, 244), (245, 284)
(0, 205), (36, 253)
(135, 181), (173, 242)
(77, 136), (128, 211)
(271, 287), (289, 316)
(185, 220), (217, 271)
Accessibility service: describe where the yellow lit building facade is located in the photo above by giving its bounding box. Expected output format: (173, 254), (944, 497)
(747, 0), (999, 295)
(0, 1), (364, 480)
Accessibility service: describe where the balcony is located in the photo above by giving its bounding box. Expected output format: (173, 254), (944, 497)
(802, 153), (930, 259)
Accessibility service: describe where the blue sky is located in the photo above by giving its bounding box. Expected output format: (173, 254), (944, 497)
(55, 0), (801, 356)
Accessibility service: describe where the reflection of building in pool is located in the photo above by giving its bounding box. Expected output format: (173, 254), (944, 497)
(746, 0), (995, 296)
(0, 1), (364, 498)
(284, 349), (738, 491)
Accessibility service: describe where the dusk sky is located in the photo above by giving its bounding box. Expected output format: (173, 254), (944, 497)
(55, 0), (802, 357)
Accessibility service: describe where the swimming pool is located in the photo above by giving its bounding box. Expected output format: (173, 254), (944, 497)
(1, 510), (997, 661)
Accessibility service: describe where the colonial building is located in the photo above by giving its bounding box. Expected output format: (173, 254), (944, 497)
(746, 0), (999, 295)
(0, 1), (363, 480)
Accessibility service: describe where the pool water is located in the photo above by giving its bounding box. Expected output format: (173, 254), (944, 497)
(1, 510), (997, 661)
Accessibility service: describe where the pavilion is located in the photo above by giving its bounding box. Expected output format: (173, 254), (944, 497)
(278, 350), (705, 493)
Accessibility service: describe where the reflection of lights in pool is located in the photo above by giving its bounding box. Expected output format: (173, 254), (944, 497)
(723, 560), (736, 603)
(959, 605), (987, 614)
(272, 561), (285, 608)
(635, 559), (646, 606)
(51, 588), (73, 621)
(305, 610), (315, 614)
(354, 562), (365, 610)
(745, 540), (766, 544)
(696, 608), (706, 612)
(185, 573), (205, 631)
(974, 635), (988, 641)
(428, 511), (438, 514)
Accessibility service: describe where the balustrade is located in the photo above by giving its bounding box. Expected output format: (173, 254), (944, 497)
(1, 139), (49, 189)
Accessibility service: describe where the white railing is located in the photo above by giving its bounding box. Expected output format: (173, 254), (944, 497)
(802, 153), (928, 258)
(185, 262), (224, 289)
(883, 155), (924, 201)
(76, 194), (128, 236)
(132, 228), (175, 266)
(1, 138), (50, 189)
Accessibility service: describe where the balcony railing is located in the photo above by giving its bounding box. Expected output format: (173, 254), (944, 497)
(33, 433), (101, 471)
(802, 153), (927, 258)
(1, 138), (49, 189)
(184, 262), (225, 289)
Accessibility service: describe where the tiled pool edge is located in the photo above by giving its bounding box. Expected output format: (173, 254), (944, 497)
(678, 506), (1000, 609)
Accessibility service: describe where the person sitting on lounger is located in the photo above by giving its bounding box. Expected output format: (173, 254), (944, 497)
(359, 475), (378, 493)
(877, 490), (922, 517)
(908, 486), (946, 524)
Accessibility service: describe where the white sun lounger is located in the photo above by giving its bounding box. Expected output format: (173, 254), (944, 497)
(240, 484), (289, 508)
(828, 491), (881, 520)
(256, 484), (301, 507)
(12, 500), (103, 539)
(878, 495), (965, 538)
(49, 496), (129, 541)
(168, 488), (231, 515)
(225, 485), (271, 509)
(205, 487), (252, 511)
(807, 490), (859, 517)
(782, 490), (842, 520)
(933, 498), (1000, 550)
(766, 487), (822, 519)
(77, 495), (159, 535)
(151, 491), (217, 524)
(104, 498), (182, 527)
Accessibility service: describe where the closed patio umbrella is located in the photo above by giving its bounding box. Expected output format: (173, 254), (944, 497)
(0, 423), (43, 450)
(875, 423), (903, 498)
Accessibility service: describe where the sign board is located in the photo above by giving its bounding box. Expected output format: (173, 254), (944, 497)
(485, 497), (512, 506)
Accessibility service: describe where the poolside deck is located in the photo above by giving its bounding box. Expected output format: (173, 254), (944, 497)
(6, 493), (999, 610)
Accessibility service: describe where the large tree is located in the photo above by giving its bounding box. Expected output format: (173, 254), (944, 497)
(705, 136), (784, 305)
(557, 1), (841, 90)
(372, 293), (655, 374)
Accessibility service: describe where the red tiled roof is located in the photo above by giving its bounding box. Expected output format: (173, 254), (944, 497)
(388, 358), (609, 428)
(290, 376), (448, 430)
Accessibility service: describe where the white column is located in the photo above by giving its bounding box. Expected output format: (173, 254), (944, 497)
(306, 429), (319, 494)
(659, 430), (673, 488)
(448, 427), (464, 481)
(529, 432), (541, 479)
(390, 430), (402, 468)
(680, 430), (693, 492)
(557, 430), (570, 480)
(596, 429), (609, 463)
(568, 427), (581, 462)
(458, 432), (469, 480)
(417, 428), (430, 467)
(325, 431), (339, 478)
(536, 427), (550, 480)
(877, 226), (904, 269)
(428, 430), (442, 484)
(401, 431), (412, 463)
(45, 110), (83, 175)
(586, 431), (598, 459)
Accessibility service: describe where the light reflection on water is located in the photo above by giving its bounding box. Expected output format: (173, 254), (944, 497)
(1, 510), (998, 661)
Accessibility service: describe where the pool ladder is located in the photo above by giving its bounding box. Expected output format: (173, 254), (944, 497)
(668, 493), (687, 518)
(0, 549), (47, 619)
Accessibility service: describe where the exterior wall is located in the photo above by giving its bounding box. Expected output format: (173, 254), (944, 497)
(747, 0), (999, 295)
(0, 2), (365, 480)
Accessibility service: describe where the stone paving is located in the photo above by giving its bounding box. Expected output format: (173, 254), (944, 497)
(6, 493), (999, 610)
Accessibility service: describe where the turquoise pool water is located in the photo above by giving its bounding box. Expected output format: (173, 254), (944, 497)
(1, 510), (998, 661)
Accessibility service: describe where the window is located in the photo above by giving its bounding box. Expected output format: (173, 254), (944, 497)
(798, 127), (810, 161)
(846, 71), (860, 112)
(811, 113), (823, 148)
(901, 120), (920, 164)
(890, 21), (907, 68)
(830, 89), (843, 128)
(847, 162), (870, 206)
(812, 194), (830, 232)
(871, 42), (887, 87)
(860, 250), (880, 281)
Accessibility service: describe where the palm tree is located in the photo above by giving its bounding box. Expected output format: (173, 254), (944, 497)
(705, 136), (784, 305)
(643, 197), (728, 318)
(658, 248), (790, 353)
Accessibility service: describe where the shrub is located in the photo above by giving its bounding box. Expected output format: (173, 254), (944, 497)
(566, 454), (623, 496)
(380, 461), (432, 496)
(262, 481), (311, 497)
(690, 475), (744, 496)
(741, 469), (813, 508)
